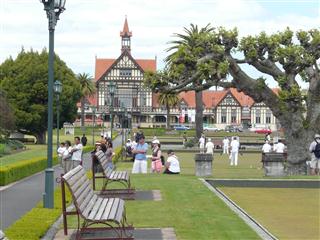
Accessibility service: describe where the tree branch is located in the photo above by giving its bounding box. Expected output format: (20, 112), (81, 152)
(225, 53), (284, 119)
(250, 59), (284, 79)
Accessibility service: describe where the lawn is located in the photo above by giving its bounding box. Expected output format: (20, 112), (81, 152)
(0, 145), (48, 166)
(65, 172), (261, 240)
(219, 187), (320, 240)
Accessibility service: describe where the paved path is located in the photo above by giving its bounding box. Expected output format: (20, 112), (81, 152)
(0, 135), (123, 230)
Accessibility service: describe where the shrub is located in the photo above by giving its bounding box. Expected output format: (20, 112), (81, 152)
(184, 138), (197, 148)
(112, 146), (122, 164)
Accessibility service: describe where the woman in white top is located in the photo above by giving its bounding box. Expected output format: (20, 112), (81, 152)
(164, 150), (180, 174)
(62, 140), (73, 173)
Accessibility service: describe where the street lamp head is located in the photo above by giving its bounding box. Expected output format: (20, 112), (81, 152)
(108, 81), (116, 95)
(53, 80), (62, 94)
(41, 0), (66, 30)
(54, 0), (66, 11)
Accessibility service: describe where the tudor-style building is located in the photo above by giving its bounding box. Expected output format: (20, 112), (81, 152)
(76, 19), (279, 131)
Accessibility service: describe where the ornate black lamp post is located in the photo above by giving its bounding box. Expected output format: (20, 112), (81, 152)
(121, 104), (125, 160)
(40, 0), (66, 209)
(91, 106), (97, 145)
(54, 80), (62, 149)
(108, 81), (116, 140)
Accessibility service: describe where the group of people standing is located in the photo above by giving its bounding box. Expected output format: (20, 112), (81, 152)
(129, 133), (180, 174)
(199, 135), (240, 166)
(57, 136), (83, 173)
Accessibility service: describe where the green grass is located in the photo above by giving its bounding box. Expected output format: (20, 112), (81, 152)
(0, 145), (47, 166)
(66, 174), (261, 240)
(219, 187), (320, 240)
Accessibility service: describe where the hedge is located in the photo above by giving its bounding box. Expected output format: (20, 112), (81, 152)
(0, 146), (94, 186)
(4, 147), (123, 239)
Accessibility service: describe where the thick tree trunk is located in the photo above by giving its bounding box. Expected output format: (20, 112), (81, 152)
(195, 90), (203, 139)
(279, 110), (314, 175)
(166, 104), (170, 130)
(35, 131), (46, 144)
(283, 128), (313, 175)
(81, 97), (85, 127)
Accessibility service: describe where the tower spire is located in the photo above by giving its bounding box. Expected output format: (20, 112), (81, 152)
(120, 16), (132, 53)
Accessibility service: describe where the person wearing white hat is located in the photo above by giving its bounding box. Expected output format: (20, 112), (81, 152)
(309, 134), (320, 175)
(205, 138), (214, 155)
(151, 140), (162, 173)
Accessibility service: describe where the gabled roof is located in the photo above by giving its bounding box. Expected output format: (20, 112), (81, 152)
(95, 58), (115, 81)
(76, 95), (97, 108)
(94, 55), (156, 82)
(229, 88), (255, 107)
(152, 88), (260, 108)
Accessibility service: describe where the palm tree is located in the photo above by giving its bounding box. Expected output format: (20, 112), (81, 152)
(158, 92), (180, 129)
(78, 73), (96, 127)
(166, 24), (214, 138)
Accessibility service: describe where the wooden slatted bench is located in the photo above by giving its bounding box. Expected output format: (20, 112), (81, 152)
(92, 150), (134, 197)
(61, 165), (133, 239)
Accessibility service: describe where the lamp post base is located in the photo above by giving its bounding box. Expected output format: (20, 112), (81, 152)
(43, 168), (54, 208)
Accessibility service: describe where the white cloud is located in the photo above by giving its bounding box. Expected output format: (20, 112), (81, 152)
(0, 0), (319, 82)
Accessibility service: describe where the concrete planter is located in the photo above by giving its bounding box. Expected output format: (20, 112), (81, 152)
(262, 153), (286, 177)
(195, 153), (213, 177)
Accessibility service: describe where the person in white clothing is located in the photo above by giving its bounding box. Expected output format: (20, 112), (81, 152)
(274, 139), (286, 153)
(164, 150), (180, 174)
(68, 137), (83, 171)
(230, 137), (240, 166)
(57, 142), (66, 167)
(309, 134), (320, 175)
(223, 137), (230, 154)
(62, 140), (73, 173)
(199, 135), (205, 153)
(205, 138), (214, 155)
(262, 140), (272, 153)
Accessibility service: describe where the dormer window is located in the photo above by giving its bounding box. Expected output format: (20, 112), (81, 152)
(119, 69), (132, 77)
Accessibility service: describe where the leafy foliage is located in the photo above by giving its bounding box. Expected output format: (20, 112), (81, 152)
(0, 90), (15, 137)
(0, 49), (81, 143)
(78, 72), (96, 127)
(145, 25), (320, 166)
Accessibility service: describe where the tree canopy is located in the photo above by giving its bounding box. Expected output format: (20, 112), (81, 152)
(0, 90), (15, 137)
(145, 25), (320, 173)
(0, 49), (82, 143)
(78, 73), (96, 127)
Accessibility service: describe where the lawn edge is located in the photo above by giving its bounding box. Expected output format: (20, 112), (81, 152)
(199, 178), (278, 240)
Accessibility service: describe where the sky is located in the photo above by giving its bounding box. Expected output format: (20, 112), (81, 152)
(0, 0), (319, 88)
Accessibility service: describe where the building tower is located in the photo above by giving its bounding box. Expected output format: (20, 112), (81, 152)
(120, 17), (132, 53)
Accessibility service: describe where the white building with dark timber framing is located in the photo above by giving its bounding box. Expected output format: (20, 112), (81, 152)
(76, 18), (279, 131)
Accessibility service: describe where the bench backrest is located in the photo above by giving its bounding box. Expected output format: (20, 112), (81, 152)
(62, 165), (95, 218)
(95, 150), (113, 178)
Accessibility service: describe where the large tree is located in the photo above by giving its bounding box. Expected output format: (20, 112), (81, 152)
(0, 49), (82, 144)
(158, 92), (180, 129)
(77, 73), (96, 127)
(145, 25), (320, 174)
(145, 24), (229, 138)
(0, 90), (15, 138)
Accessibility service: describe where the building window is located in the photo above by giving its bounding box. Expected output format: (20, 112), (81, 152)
(132, 97), (138, 108)
(256, 109), (261, 124)
(231, 109), (237, 123)
(221, 109), (227, 123)
(266, 110), (272, 124)
(155, 116), (166, 123)
(119, 69), (132, 77)
(140, 116), (146, 122)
